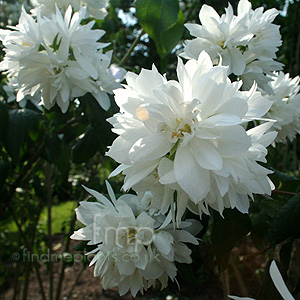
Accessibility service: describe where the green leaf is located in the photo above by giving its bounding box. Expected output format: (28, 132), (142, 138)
(73, 240), (97, 252)
(211, 209), (252, 271)
(271, 169), (300, 193)
(136, 0), (184, 58)
(72, 126), (102, 164)
(272, 169), (299, 183)
(45, 133), (62, 164)
(261, 197), (286, 218)
(279, 240), (293, 272)
(3, 109), (41, 163)
(0, 103), (9, 141)
(268, 193), (300, 247)
(250, 222), (270, 251)
(177, 263), (204, 286)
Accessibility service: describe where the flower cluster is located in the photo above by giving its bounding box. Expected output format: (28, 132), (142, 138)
(71, 182), (201, 296)
(0, 5), (125, 112)
(107, 52), (276, 220)
(31, 0), (109, 19)
(182, 0), (283, 92)
(262, 72), (300, 143)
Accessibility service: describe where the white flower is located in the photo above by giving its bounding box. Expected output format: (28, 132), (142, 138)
(3, 76), (42, 110)
(183, 3), (251, 76)
(106, 51), (276, 220)
(0, 6), (124, 113)
(71, 182), (201, 297)
(31, 0), (109, 19)
(262, 72), (300, 143)
(182, 0), (283, 91)
(237, 0), (283, 92)
(229, 260), (295, 300)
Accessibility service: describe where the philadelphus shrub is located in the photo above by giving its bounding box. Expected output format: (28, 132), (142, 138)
(31, 0), (109, 19)
(0, 5), (125, 113)
(106, 51), (277, 221)
(182, 0), (283, 93)
(262, 72), (300, 144)
(71, 182), (201, 296)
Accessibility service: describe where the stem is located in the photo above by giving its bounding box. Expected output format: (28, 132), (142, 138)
(66, 265), (86, 300)
(34, 262), (47, 300)
(45, 162), (53, 300)
(55, 212), (77, 300)
(119, 29), (145, 67)
(220, 269), (230, 300)
(239, 244), (272, 261)
(293, 138), (298, 175)
(282, 141), (289, 170)
(0, 143), (46, 218)
(273, 189), (297, 196)
(229, 258), (248, 297)
(22, 200), (44, 300)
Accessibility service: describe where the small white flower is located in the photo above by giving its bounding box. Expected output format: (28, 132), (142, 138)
(229, 261), (295, 300)
(71, 182), (201, 297)
(3, 76), (42, 110)
(107, 51), (276, 220)
(31, 0), (109, 19)
(262, 72), (300, 143)
(182, 0), (283, 91)
(183, 3), (251, 76)
(0, 6), (124, 113)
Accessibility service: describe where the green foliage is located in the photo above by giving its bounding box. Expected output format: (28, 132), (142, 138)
(0, 103), (8, 140)
(136, 0), (184, 58)
(211, 209), (252, 271)
(2, 109), (42, 163)
(268, 193), (300, 247)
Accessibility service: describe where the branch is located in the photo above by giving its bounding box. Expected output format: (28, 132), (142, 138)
(119, 29), (145, 67)
(273, 189), (297, 196)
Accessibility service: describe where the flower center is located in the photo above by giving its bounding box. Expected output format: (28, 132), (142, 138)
(217, 40), (226, 48)
(171, 118), (192, 140)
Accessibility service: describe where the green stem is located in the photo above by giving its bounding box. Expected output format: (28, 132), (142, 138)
(55, 212), (77, 300)
(119, 29), (145, 67)
(45, 163), (53, 300)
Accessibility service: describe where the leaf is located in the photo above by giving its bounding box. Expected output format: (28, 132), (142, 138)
(73, 240), (97, 253)
(0, 103), (9, 141)
(177, 263), (204, 285)
(136, 0), (184, 58)
(271, 169), (300, 193)
(3, 109), (41, 163)
(45, 133), (62, 164)
(211, 209), (252, 271)
(268, 193), (300, 247)
(272, 169), (299, 183)
(72, 126), (102, 164)
(261, 197), (286, 218)
(250, 222), (270, 251)
(279, 241), (293, 272)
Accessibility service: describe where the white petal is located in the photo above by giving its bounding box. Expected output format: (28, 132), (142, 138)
(129, 133), (173, 163)
(174, 145), (210, 203)
(269, 261), (295, 300)
(190, 138), (223, 170)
